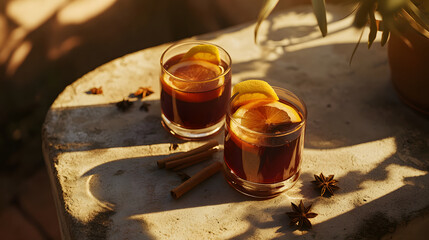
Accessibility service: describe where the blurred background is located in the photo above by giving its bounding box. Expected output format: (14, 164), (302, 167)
(0, 0), (312, 239)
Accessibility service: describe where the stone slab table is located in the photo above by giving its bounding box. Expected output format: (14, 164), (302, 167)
(42, 5), (429, 240)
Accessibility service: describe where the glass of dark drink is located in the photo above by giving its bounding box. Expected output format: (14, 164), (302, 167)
(223, 85), (307, 198)
(160, 41), (232, 139)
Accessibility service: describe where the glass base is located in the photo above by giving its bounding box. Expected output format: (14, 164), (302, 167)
(223, 163), (300, 198)
(161, 114), (224, 140)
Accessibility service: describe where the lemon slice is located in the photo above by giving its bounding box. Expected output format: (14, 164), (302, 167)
(232, 80), (279, 107)
(181, 44), (221, 65)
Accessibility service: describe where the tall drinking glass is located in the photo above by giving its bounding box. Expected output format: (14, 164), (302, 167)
(160, 41), (232, 139)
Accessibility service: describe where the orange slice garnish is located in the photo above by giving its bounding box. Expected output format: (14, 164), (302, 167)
(230, 99), (302, 145)
(165, 60), (224, 91)
(168, 60), (221, 81)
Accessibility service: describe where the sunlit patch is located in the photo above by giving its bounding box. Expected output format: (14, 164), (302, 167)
(6, 40), (32, 76)
(360, 164), (426, 189)
(86, 174), (115, 211)
(48, 36), (81, 60)
(6, 0), (66, 30)
(57, 0), (117, 25)
(0, 27), (27, 65)
(0, 15), (7, 47)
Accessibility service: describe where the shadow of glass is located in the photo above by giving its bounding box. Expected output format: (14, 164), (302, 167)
(78, 153), (265, 239)
(226, 205), (294, 239)
(81, 155), (249, 213)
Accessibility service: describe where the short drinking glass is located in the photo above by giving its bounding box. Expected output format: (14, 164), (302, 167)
(160, 41), (232, 139)
(223, 87), (307, 198)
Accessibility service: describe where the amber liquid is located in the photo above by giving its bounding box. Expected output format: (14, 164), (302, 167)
(161, 54), (231, 129)
(224, 101), (304, 184)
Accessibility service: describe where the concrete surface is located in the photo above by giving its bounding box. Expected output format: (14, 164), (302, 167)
(42, 4), (429, 240)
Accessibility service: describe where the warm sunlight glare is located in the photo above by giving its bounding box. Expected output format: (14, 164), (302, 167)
(7, 0), (66, 30)
(61, 143), (179, 222)
(57, 0), (117, 25)
(86, 175), (115, 211)
(0, 27), (27, 65)
(0, 15), (7, 47)
(6, 40), (32, 76)
(304, 137), (427, 224)
(48, 36), (82, 60)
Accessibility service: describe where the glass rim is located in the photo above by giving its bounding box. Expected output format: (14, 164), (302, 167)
(160, 41), (232, 84)
(227, 86), (307, 137)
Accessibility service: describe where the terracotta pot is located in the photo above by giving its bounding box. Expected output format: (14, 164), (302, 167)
(387, 24), (429, 115)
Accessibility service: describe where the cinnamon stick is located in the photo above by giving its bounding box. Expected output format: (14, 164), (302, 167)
(172, 156), (210, 171)
(171, 161), (223, 199)
(165, 148), (218, 170)
(157, 140), (218, 168)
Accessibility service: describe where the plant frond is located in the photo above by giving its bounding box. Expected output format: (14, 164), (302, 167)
(404, 0), (429, 34)
(368, 5), (378, 48)
(350, 27), (365, 65)
(354, 0), (373, 28)
(312, 0), (328, 37)
(254, 0), (279, 44)
(380, 21), (390, 46)
(384, 13), (413, 47)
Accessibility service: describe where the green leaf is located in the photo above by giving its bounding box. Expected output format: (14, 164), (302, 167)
(254, 0), (279, 44)
(379, 21), (390, 46)
(354, 0), (372, 28)
(405, 0), (429, 32)
(381, 28), (390, 47)
(368, 7), (377, 49)
(402, 8), (429, 38)
(383, 14), (413, 48)
(312, 0), (328, 37)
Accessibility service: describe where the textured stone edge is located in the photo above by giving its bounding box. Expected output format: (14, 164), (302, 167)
(41, 123), (72, 240)
(39, 46), (161, 239)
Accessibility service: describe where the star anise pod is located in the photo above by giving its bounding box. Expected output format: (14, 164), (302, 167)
(169, 143), (179, 151)
(116, 99), (133, 111)
(312, 173), (339, 197)
(134, 87), (154, 98)
(139, 102), (151, 112)
(89, 87), (103, 94)
(286, 200), (318, 230)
